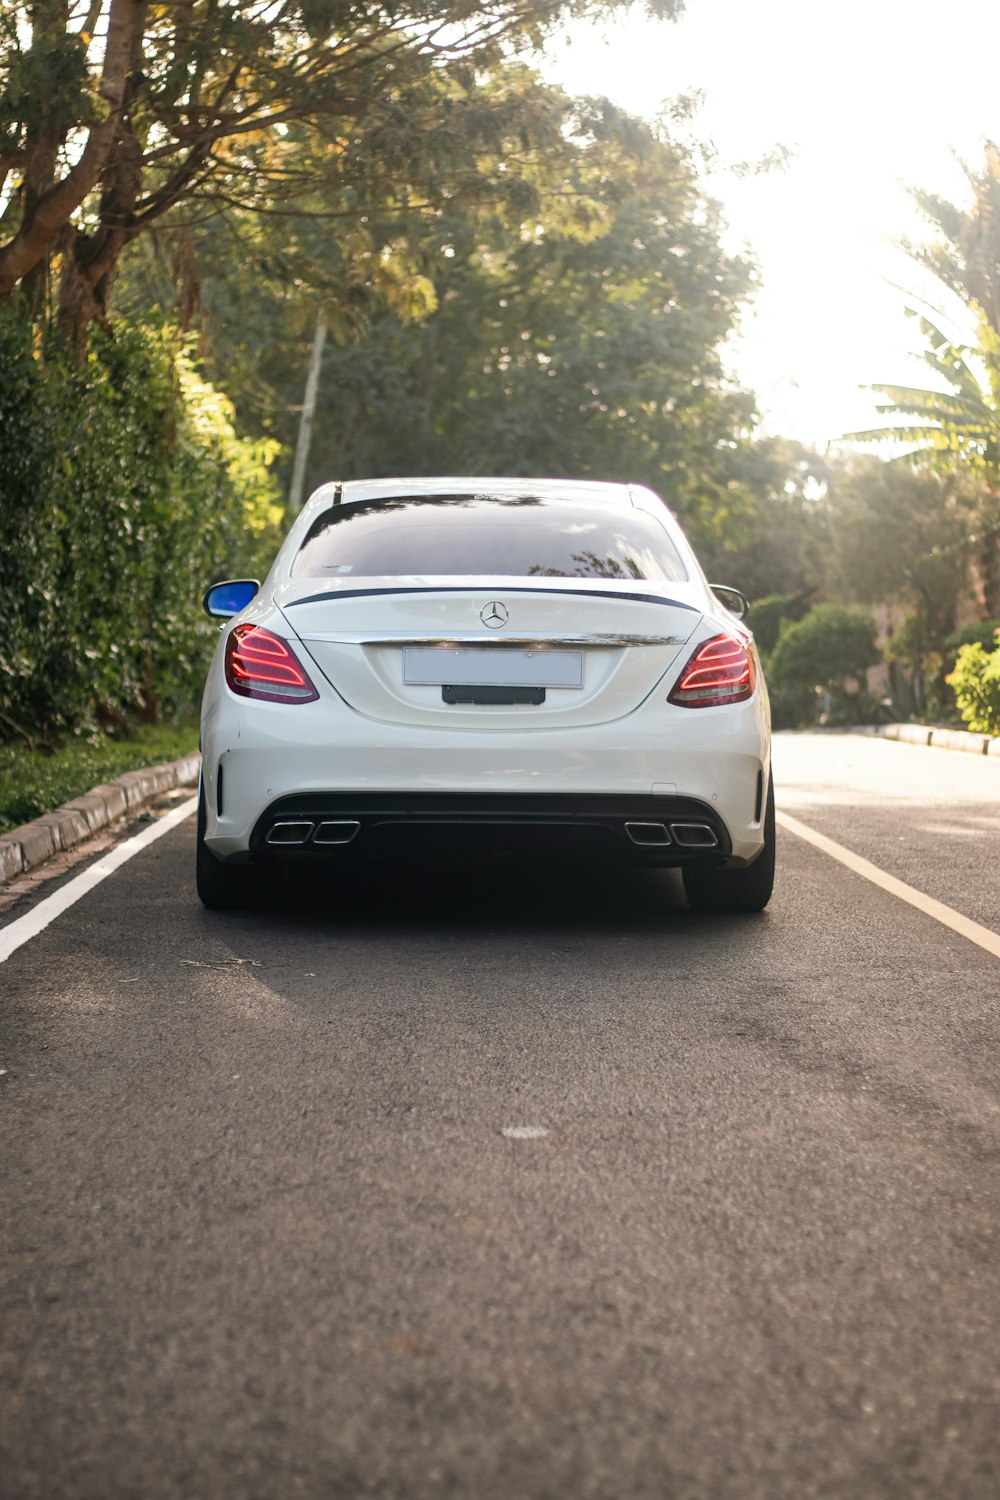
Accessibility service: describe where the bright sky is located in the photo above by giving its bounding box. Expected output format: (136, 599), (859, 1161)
(544, 0), (1000, 449)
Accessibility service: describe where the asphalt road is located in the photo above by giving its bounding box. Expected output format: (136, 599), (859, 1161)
(2, 731), (1000, 1500)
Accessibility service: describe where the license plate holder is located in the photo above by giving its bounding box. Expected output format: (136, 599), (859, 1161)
(403, 647), (582, 688)
(442, 684), (545, 705)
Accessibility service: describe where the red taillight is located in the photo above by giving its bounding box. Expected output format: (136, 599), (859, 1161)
(668, 633), (756, 708)
(224, 625), (319, 704)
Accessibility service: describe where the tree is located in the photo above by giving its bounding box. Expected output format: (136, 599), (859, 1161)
(842, 146), (1000, 708)
(0, 0), (684, 338)
(170, 100), (768, 530)
(746, 592), (814, 657)
(114, 67), (681, 430)
(826, 457), (990, 715)
(691, 439), (830, 601)
(115, 73), (831, 592)
(296, 173), (829, 589)
(854, 309), (1000, 478)
(905, 143), (1000, 336)
(830, 459), (981, 645)
(767, 604), (880, 726)
(849, 146), (1000, 482)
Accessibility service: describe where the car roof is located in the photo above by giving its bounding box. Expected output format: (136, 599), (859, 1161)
(335, 477), (637, 507)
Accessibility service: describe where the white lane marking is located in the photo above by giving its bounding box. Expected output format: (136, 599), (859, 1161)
(777, 809), (1000, 961)
(0, 796), (198, 966)
(501, 1126), (550, 1140)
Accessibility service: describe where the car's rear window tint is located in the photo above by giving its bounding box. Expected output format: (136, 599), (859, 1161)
(291, 493), (689, 582)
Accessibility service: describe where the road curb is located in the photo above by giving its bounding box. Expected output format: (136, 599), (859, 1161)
(861, 723), (1000, 756)
(0, 752), (201, 888)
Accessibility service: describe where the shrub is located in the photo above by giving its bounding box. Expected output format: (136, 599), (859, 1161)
(944, 619), (1000, 654)
(946, 641), (1000, 735)
(746, 593), (812, 657)
(767, 604), (880, 727)
(0, 311), (283, 743)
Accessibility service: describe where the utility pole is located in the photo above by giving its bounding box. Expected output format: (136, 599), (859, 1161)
(289, 305), (327, 513)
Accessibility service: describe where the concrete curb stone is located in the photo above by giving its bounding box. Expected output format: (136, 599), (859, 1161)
(929, 727), (991, 754)
(878, 723), (933, 747)
(85, 782), (131, 822)
(62, 792), (118, 832)
(0, 841), (22, 884)
(0, 751), (201, 888)
(34, 807), (92, 850)
(870, 723), (999, 756)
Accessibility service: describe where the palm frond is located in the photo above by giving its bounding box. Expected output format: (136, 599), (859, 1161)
(848, 302), (1000, 475)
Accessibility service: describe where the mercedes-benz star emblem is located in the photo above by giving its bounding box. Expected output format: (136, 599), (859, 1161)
(481, 601), (509, 629)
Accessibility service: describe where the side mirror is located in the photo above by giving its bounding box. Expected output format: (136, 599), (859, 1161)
(710, 584), (749, 620)
(203, 579), (260, 618)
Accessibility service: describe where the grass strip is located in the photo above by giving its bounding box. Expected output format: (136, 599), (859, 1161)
(0, 721), (199, 837)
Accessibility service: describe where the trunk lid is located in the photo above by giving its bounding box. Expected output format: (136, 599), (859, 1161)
(276, 578), (703, 729)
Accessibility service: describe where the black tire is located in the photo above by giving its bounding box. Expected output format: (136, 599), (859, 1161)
(682, 775), (775, 914)
(195, 780), (262, 911)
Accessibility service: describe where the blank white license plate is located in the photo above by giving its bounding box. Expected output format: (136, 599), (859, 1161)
(403, 647), (583, 688)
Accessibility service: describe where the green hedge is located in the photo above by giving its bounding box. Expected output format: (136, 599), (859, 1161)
(0, 312), (283, 743)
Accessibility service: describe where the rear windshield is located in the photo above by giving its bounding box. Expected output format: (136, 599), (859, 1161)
(291, 493), (689, 582)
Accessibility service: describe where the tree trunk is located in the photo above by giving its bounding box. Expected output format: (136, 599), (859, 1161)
(0, 0), (141, 302)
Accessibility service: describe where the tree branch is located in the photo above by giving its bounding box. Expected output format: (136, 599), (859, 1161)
(0, 0), (141, 297)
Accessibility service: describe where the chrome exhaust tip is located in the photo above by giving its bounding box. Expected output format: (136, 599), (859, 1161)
(624, 821), (672, 847)
(266, 820), (315, 846)
(669, 822), (719, 849)
(313, 819), (361, 846)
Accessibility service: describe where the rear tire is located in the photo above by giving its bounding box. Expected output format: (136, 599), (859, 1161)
(682, 776), (775, 913)
(195, 781), (262, 911)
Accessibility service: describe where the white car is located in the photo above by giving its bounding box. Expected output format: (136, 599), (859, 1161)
(197, 477), (773, 912)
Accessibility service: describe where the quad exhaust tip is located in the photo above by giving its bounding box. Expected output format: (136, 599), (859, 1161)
(625, 821), (672, 847)
(669, 822), (719, 849)
(265, 816), (716, 852)
(266, 820), (315, 846)
(624, 820), (719, 850)
(313, 820), (361, 846)
(266, 819), (361, 847)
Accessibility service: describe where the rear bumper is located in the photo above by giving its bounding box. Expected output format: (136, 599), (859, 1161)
(245, 791), (734, 869)
(200, 676), (771, 866)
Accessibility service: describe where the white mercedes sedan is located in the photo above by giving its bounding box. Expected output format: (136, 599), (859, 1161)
(197, 477), (773, 912)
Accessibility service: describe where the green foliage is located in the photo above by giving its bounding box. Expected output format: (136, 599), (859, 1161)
(945, 619), (1000, 653)
(172, 99), (802, 561)
(117, 63), (831, 598)
(768, 605), (881, 727)
(0, 309), (282, 743)
(825, 456), (996, 718)
(686, 441), (830, 601)
(842, 148), (1000, 691)
(771, 604), (880, 684)
(0, 721), (199, 836)
(906, 145), (1000, 336)
(946, 640), (1000, 735)
(763, 677), (819, 734)
(746, 593), (813, 658)
(830, 460), (981, 633)
(844, 149), (1000, 642)
(851, 310), (1000, 478)
(0, 0), (685, 329)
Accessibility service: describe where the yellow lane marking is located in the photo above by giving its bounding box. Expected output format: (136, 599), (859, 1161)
(776, 810), (1000, 961)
